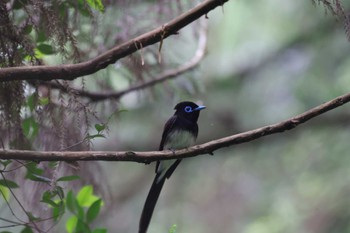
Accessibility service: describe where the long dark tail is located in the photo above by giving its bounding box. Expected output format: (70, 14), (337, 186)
(138, 159), (181, 233)
(139, 172), (166, 233)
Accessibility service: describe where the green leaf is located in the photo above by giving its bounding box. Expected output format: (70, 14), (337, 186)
(22, 118), (31, 138)
(26, 94), (35, 112)
(66, 215), (77, 233)
(48, 161), (58, 168)
(42, 198), (59, 208)
(77, 204), (85, 220)
(37, 43), (55, 55)
(0, 179), (19, 188)
(0, 160), (12, 169)
(92, 229), (107, 233)
(52, 201), (65, 222)
(39, 97), (49, 106)
(94, 124), (105, 133)
(41, 190), (60, 208)
(20, 226), (34, 233)
(25, 162), (44, 180)
(76, 218), (92, 233)
(36, 30), (47, 43)
(77, 185), (99, 207)
(57, 175), (80, 182)
(87, 134), (106, 140)
(66, 190), (85, 219)
(23, 25), (32, 35)
(168, 224), (177, 233)
(86, 0), (104, 12)
(13, 0), (29, 10)
(66, 191), (77, 213)
(86, 199), (102, 223)
(22, 117), (39, 140)
(42, 190), (54, 200)
(0, 185), (10, 201)
(55, 186), (65, 199)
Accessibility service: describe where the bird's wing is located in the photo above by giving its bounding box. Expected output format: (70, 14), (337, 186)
(155, 115), (178, 174)
(159, 115), (178, 151)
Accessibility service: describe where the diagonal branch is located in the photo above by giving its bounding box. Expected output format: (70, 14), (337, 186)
(36, 20), (208, 102)
(0, 0), (229, 82)
(1, 91), (350, 162)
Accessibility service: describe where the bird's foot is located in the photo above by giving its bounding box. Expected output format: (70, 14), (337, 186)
(169, 148), (176, 155)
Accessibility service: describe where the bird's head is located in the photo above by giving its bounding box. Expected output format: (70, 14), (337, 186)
(174, 101), (206, 122)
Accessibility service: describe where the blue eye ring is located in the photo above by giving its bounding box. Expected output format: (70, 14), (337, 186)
(184, 106), (192, 113)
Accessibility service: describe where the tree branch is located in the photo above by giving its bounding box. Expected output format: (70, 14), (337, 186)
(0, 0), (228, 82)
(1, 91), (350, 162)
(35, 20), (208, 102)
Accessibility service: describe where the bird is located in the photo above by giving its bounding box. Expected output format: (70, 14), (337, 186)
(138, 101), (206, 233)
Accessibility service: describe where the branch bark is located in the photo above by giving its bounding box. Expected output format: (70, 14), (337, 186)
(1, 91), (350, 162)
(35, 20), (208, 102)
(0, 0), (228, 82)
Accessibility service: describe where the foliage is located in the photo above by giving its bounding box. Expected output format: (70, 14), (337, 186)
(0, 163), (105, 233)
(64, 185), (105, 233)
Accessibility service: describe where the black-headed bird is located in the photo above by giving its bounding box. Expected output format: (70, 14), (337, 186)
(139, 101), (206, 233)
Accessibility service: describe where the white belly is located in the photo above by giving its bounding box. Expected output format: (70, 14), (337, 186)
(156, 130), (195, 182)
(163, 130), (195, 150)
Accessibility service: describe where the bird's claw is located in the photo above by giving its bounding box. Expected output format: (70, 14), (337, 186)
(169, 148), (176, 155)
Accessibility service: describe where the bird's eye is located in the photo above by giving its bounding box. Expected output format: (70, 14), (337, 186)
(184, 106), (192, 113)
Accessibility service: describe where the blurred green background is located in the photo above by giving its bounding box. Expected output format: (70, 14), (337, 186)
(90, 1), (350, 233)
(4, 0), (350, 232)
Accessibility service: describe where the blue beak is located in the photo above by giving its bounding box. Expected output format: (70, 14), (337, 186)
(194, 105), (206, 111)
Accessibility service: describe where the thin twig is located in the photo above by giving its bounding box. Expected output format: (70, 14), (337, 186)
(0, 172), (43, 232)
(0, 217), (23, 225)
(0, 183), (27, 224)
(0, 161), (31, 173)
